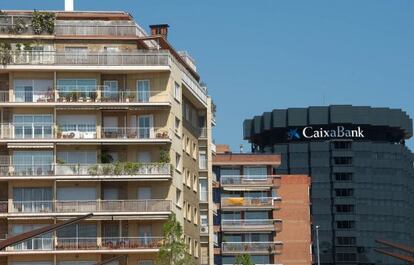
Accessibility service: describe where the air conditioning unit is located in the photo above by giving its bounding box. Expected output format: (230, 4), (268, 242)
(200, 226), (208, 233)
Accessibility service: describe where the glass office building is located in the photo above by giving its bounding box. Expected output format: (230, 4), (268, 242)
(244, 105), (414, 265)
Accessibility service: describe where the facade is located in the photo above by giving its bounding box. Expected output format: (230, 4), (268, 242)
(0, 9), (215, 265)
(212, 145), (311, 265)
(244, 105), (414, 265)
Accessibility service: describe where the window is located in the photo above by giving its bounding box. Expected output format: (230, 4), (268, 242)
(174, 82), (181, 101)
(103, 80), (118, 101)
(186, 169), (191, 187)
(335, 173), (353, 181)
(136, 80), (150, 102)
(335, 189), (354, 197)
(12, 151), (53, 176)
(176, 188), (182, 207)
(187, 203), (192, 222)
(183, 201), (188, 219)
(200, 213), (208, 226)
(199, 179), (208, 202)
(175, 117), (180, 132)
(13, 114), (53, 139)
(337, 236), (356, 246)
(175, 153), (182, 172)
(336, 253), (357, 262)
(193, 174), (198, 192)
(186, 137), (190, 154)
(138, 115), (154, 139)
(336, 204), (354, 213)
(336, 221), (355, 229)
(192, 142), (197, 159)
(187, 237), (192, 255)
(138, 261), (154, 265)
(13, 187), (52, 213)
(244, 166), (267, 177)
(137, 187), (152, 200)
(333, 157), (352, 165)
(199, 151), (207, 170)
(194, 207), (198, 225)
(57, 79), (97, 100)
(14, 80), (53, 103)
(194, 240), (199, 257)
(333, 141), (352, 149)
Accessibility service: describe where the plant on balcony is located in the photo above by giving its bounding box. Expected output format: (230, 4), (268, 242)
(159, 148), (170, 163)
(8, 17), (28, 34)
(0, 43), (12, 65)
(124, 162), (141, 175)
(32, 10), (55, 34)
(87, 164), (99, 176)
(235, 254), (254, 265)
(101, 164), (113, 175)
(99, 152), (114, 164)
(157, 213), (195, 265)
(113, 162), (123, 175)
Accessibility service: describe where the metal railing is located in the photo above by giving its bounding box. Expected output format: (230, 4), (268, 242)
(221, 241), (283, 254)
(181, 71), (207, 104)
(4, 236), (164, 251)
(7, 51), (171, 66)
(0, 88), (171, 104)
(221, 197), (278, 208)
(55, 23), (137, 36)
(220, 175), (276, 185)
(0, 162), (170, 177)
(101, 127), (171, 140)
(9, 199), (172, 214)
(0, 15), (35, 35)
(221, 219), (277, 228)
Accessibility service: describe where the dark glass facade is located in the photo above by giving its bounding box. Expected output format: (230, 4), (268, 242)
(243, 105), (414, 265)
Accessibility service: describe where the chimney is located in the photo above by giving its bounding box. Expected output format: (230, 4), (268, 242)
(65, 0), (74, 11)
(149, 24), (169, 39)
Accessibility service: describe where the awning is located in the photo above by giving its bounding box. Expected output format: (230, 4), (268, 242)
(7, 143), (54, 149)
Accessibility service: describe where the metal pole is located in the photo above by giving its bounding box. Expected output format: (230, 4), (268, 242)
(316, 225), (321, 265)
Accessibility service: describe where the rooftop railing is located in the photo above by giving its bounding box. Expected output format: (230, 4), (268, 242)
(7, 199), (172, 214)
(6, 51), (171, 66)
(221, 241), (283, 254)
(55, 23), (137, 36)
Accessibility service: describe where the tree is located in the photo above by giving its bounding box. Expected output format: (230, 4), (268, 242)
(235, 253), (254, 265)
(157, 213), (195, 265)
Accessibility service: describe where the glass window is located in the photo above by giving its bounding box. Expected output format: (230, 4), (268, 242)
(174, 82), (181, 101)
(137, 80), (150, 102)
(12, 151), (53, 176)
(13, 115), (53, 139)
(244, 166), (267, 177)
(245, 211), (268, 220)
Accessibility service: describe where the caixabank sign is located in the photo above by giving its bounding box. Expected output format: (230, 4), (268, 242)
(287, 125), (365, 140)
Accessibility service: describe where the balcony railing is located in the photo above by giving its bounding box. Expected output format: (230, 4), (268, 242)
(0, 161), (170, 177)
(6, 51), (170, 66)
(0, 88), (171, 104)
(55, 23), (138, 36)
(101, 127), (171, 140)
(221, 219), (280, 231)
(220, 175), (279, 186)
(0, 124), (171, 141)
(221, 242), (283, 254)
(8, 199), (172, 214)
(221, 197), (280, 208)
(4, 236), (163, 251)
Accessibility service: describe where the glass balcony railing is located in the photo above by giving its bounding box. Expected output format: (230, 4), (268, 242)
(6, 199), (171, 214)
(221, 219), (283, 232)
(221, 241), (283, 254)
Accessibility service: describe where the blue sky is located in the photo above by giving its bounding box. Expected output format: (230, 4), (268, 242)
(2, 0), (414, 151)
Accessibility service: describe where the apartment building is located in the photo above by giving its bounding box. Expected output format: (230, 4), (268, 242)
(212, 145), (312, 265)
(0, 7), (214, 265)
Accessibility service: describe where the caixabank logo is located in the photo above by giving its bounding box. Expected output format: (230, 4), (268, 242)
(288, 125), (365, 140)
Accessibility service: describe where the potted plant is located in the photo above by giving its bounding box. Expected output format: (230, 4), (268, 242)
(0, 43), (12, 65)
(87, 164), (99, 176)
(56, 125), (62, 138)
(32, 10), (55, 35)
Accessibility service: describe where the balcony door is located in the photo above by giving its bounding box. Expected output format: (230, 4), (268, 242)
(14, 80), (53, 103)
(13, 187), (52, 213)
(12, 224), (53, 251)
(137, 187), (151, 200)
(138, 115), (154, 139)
(136, 80), (150, 102)
(12, 151), (53, 176)
(104, 47), (120, 65)
(103, 80), (118, 101)
(138, 224), (152, 245)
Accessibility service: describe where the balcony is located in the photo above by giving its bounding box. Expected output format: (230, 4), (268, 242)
(3, 51), (170, 68)
(0, 161), (171, 180)
(3, 199), (171, 216)
(221, 197), (281, 210)
(0, 124), (172, 143)
(221, 241), (283, 255)
(220, 175), (280, 190)
(221, 219), (282, 232)
(2, 236), (163, 254)
(0, 88), (171, 105)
